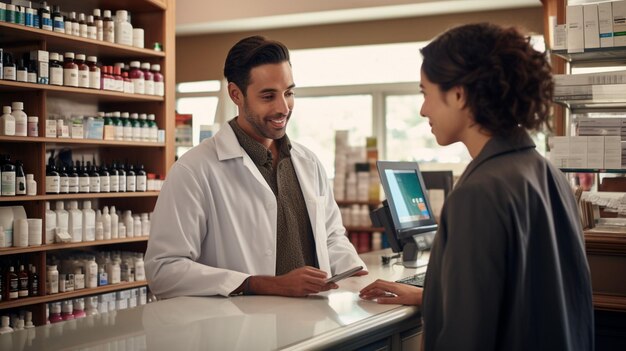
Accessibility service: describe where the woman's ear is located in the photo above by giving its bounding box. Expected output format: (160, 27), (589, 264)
(228, 82), (243, 105)
(453, 85), (467, 109)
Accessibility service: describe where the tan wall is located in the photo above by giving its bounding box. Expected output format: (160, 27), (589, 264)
(176, 6), (544, 83)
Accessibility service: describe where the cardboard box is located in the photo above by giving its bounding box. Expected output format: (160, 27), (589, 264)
(584, 4), (600, 49)
(599, 1), (614, 47)
(587, 136), (605, 168)
(567, 5), (585, 53)
(613, 1), (626, 46)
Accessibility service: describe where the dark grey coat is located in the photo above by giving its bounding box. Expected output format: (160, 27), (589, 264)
(421, 130), (594, 351)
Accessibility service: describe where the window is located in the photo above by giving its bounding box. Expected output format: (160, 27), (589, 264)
(288, 95), (373, 175)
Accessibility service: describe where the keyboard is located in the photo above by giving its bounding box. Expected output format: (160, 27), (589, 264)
(396, 272), (426, 287)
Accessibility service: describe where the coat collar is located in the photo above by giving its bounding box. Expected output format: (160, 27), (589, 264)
(457, 129), (536, 186)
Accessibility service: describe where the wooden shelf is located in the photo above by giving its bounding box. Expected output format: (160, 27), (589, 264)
(0, 135), (165, 147)
(0, 21), (165, 61)
(585, 230), (626, 255)
(0, 191), (159, 202)
(0, 236), (149, 256)
(0, 281), (148, 310)
(0, 80), (164, 103)
(593, 293), (626, 312)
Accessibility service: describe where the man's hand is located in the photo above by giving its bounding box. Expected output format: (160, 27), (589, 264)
(359, 279), (423, 306)
(249, 266), (339, 297)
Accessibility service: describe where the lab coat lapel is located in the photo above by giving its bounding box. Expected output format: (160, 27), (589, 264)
(214, 123), (274, 196)
(291, 149), (319, 232)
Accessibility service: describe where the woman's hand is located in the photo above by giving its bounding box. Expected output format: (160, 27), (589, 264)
(359, 279), (423, 306)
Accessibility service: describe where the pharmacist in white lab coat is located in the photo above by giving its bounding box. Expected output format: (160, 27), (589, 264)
(145, 36), (367, 298)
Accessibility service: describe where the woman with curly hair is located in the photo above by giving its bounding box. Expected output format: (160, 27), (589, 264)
(360, 23), (594, 350)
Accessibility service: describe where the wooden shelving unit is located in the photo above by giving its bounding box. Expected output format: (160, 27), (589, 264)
(0, 0), (175, 326)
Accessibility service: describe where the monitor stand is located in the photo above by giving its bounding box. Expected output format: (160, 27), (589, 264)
(401, 233), (433, 268)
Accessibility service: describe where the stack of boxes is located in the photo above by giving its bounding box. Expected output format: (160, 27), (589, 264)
(333, 130), (382, 253)
(553, 1), (626, 52)
(549, 117), (626, 169)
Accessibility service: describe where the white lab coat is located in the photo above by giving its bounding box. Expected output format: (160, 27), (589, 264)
(145, 123), (366, 298)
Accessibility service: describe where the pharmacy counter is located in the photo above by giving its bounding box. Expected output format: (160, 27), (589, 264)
(0, 250), (425, 351)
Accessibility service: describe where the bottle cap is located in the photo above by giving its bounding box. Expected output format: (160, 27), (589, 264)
(87, 56), (97, 63)
(103, 10), (111, 17)
(93, 9), (101, 17)
(28, 116), (38, 122)
(49, 52), (59, 61)
(11, 101), (23, 110)
(75, 54), (86, 61)
(130, 61), (140, 68)
(64, 52), (75, 59)
(141, 62), (150, 70)
(2, 106), (11, 114)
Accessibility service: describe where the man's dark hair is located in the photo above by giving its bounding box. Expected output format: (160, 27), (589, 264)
(420, 23), (554, 135)
(224, 36), (291, 96)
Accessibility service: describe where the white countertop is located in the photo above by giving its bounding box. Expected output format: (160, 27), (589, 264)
(0, 249), (424, 351)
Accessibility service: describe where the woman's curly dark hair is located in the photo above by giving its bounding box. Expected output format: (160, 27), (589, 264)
(420, 23), (554, 135)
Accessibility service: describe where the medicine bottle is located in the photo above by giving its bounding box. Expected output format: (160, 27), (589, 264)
(130, 113), (141, 141)
(136, 163), (147, 192)
(88, 161), (100, 193)
(59, 163), (69, 194)
(75, 54), (89, 88)
(66, 11), (76, 36)
(108, 162), (119, 192)
(7, 266), (18, 300)
(45, 154), (60, 194)
(129, 61), (144, 94)
(27, 116), (38, 136)
(15, 160), (26, 195)
(63, 52), (78, 87)
(113, 65), (124, 92)
(29, 265), (39, 296)
(139, 113), (149, 141)
(93, 9), (103, 40)
(102, 10), (114, 43)
(1, 106), (16, 136)
(11, 101), (27, 137)
(78, 13), (88, 38)
(148, 113), (158, 142)
(48, 52), (63, 86)
(26, 174), (36, 196)
(141, 62), (154, 95)
(16, 59), (27, 82)
(86, 56), (100, 89)
(3, 52), (16, 81)
(39, 4), (52, 31)
(87, 15), (96, 39)
(114, 10), (133, 46)
(46, 265), (59, 294)
(151, 64), (164, 97)
(126, 162), (136, 192)
(51, 5), (64, 33)
(121, 65), (133, 94)
(69, 160), (79, 193)
(18, 265), (29, 298)
(99, 162), (110, 193)
(1, 155), (16, 196)
(70, 12), (80, 36)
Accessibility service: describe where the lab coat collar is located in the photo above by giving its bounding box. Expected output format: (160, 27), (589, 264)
(458, 129), (536, 186)
(215, 121), (246, 161)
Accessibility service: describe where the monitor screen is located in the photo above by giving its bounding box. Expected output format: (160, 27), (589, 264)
(377, 161), (438, 238)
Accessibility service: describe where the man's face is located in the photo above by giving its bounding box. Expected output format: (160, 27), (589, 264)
(236, 61), (295, 146)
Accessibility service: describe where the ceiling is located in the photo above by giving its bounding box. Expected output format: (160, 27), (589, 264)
(176, 0), (542, 35)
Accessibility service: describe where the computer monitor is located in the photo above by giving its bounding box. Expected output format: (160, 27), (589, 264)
(370, 161), (438, 268)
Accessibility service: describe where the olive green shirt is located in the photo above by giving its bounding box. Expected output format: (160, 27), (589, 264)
(229, 118), (317, 275)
